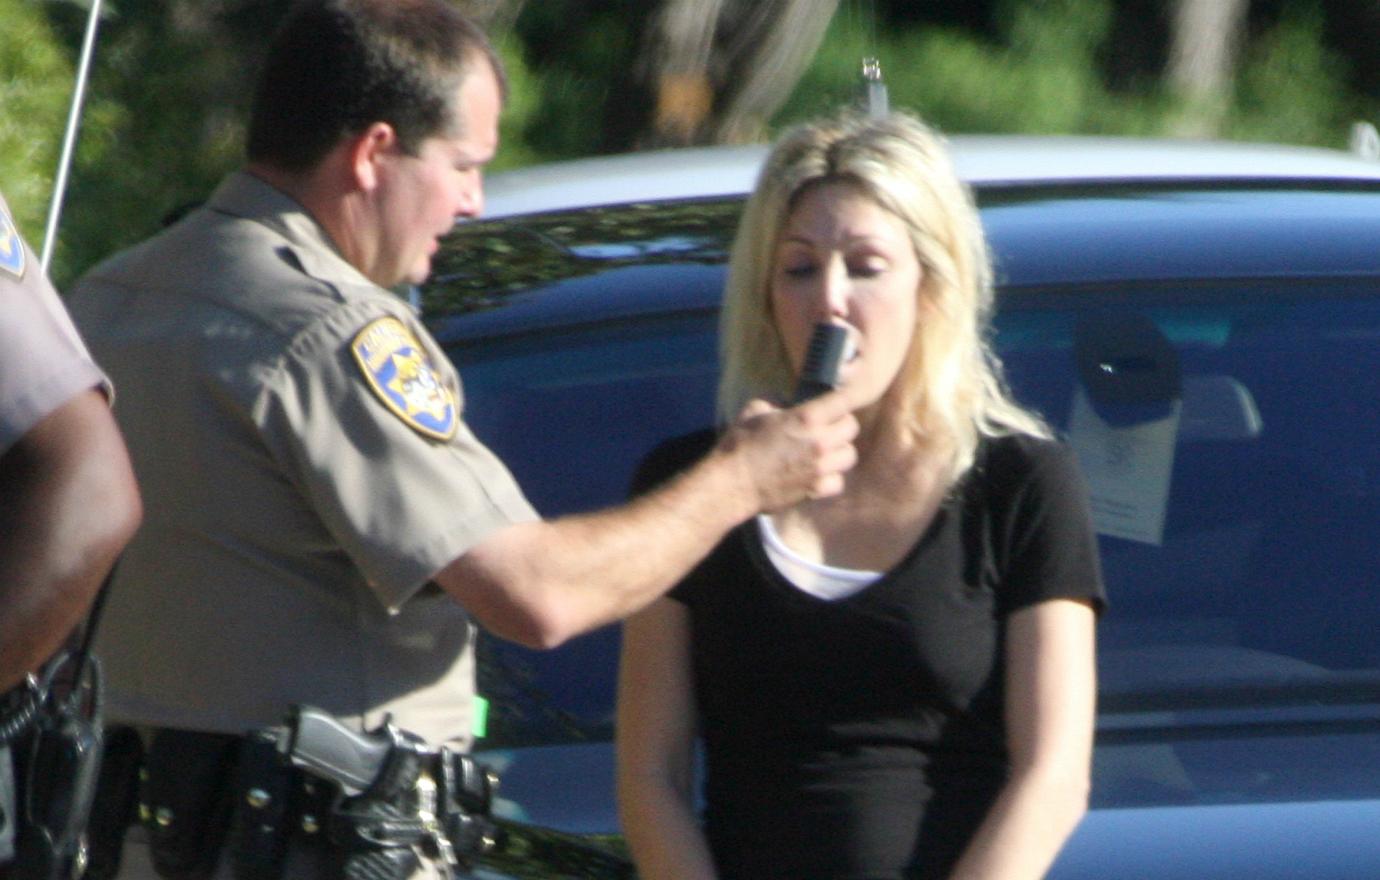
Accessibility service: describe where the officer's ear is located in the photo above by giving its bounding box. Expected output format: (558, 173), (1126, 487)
(350, 122), (400, 193)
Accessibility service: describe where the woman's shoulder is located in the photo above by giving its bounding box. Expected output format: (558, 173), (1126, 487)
(979, 431), (1086, 496)
(978, 432), (1106, 613)
(982, 428), (1065, 463)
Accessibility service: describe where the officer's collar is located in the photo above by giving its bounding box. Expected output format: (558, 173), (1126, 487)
(210, 171), (343, 259)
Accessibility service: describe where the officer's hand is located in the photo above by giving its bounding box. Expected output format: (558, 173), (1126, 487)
(716, 389), (858, 513)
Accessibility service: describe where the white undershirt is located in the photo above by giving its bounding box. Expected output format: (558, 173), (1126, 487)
(757, 514), (882, 601)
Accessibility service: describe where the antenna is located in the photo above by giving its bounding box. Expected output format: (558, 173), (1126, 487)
(1351, 121), (1380, 162)
(41, 0), (105, 275)
(855, 0), (887, 118)
(861, 57), (888, 119)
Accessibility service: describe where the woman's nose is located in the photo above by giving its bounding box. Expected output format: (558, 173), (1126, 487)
(820, 262), (850, 319)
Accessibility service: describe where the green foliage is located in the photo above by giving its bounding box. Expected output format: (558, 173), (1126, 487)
(1228, 4), (1357, 147)
(775, 0), (1372, 148)
(11, 0), (1380, 285)
(506, 6), (643, 160)
(49, 3), (632, 283)
(0, 0), (73, 249)
(779, 0), (1150, 135)
(490, 34), (545, 171)
(52, 0), (256, 286)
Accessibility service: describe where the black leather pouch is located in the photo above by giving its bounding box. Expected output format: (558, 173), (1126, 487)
(228, 730), (297, 880)
(83, 726), (145, 880)
(141, 729), (240, 880)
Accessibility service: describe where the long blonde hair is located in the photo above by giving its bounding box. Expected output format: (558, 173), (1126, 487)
(717, 110), (1048, 484)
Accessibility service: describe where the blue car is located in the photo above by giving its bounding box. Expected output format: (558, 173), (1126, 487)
(420, 135), (1380, 878)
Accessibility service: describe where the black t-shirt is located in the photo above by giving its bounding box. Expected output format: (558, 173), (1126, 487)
(632, 431), (1106, 880)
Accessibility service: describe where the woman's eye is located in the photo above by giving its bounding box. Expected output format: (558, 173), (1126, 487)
(783, 264), (816, 279)
(848, 262), (885, 278)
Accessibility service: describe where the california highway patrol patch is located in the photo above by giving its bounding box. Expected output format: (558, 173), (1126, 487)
(351, 316), (458, 440)
(0, 200), (27, 279)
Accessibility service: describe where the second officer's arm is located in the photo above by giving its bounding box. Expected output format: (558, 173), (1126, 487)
(0, 389), (142, 692)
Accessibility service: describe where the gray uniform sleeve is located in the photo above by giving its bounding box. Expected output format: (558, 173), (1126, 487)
(0, 196), (109, 453)
(257, 301), (537, 610)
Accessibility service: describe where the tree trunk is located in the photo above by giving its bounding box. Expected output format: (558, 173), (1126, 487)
(638, 0), (838, 147)
(713, 0), (840, 144)
(1166, 0), (1249, 138)
(641, 0), (727, 146)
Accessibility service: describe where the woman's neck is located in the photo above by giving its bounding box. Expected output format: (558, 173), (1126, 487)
(850, 399), (951, 491)
(768, 403), (955, 571)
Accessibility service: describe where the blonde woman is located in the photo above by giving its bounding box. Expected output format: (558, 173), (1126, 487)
(617, 111), (1104, 880)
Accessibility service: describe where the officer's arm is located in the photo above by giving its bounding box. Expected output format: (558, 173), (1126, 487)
(433, 392), (857, 650)
(0, 389), (142, 692)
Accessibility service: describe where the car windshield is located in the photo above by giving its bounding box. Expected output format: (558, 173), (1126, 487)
(426, 191), (1380, 812)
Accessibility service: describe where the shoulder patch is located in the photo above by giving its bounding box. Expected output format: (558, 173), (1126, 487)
(0, 200), (27, 280)
(351, 316), (458, 440)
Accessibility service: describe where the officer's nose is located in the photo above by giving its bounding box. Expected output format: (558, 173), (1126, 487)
(456, 172), (484, 220)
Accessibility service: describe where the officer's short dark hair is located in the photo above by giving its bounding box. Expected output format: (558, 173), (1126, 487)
(247, 0), (506, 172)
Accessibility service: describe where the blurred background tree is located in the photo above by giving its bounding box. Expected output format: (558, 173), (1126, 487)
(1167, 0), (1250, 137)
(632, 0), (841, 147)
(3, 0), (1377, 287)
(0, 0), (79, 260)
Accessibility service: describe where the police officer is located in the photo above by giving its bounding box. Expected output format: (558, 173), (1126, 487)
(0, 188), (142, 869)
(66, 1), (855, 877)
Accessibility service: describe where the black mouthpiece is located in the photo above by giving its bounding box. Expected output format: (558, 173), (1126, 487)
(792, 324), (850, 404)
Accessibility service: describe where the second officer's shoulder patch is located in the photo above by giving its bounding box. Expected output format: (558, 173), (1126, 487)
(351, 315), (458, 441)
(1, 199), (27, 280)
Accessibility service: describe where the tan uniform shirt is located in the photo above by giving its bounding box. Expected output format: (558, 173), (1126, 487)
(68, 172), (537, 746)
(0, 191), (108, 453)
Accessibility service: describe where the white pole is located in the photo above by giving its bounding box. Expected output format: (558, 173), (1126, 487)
(41, 0), (104, 275)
